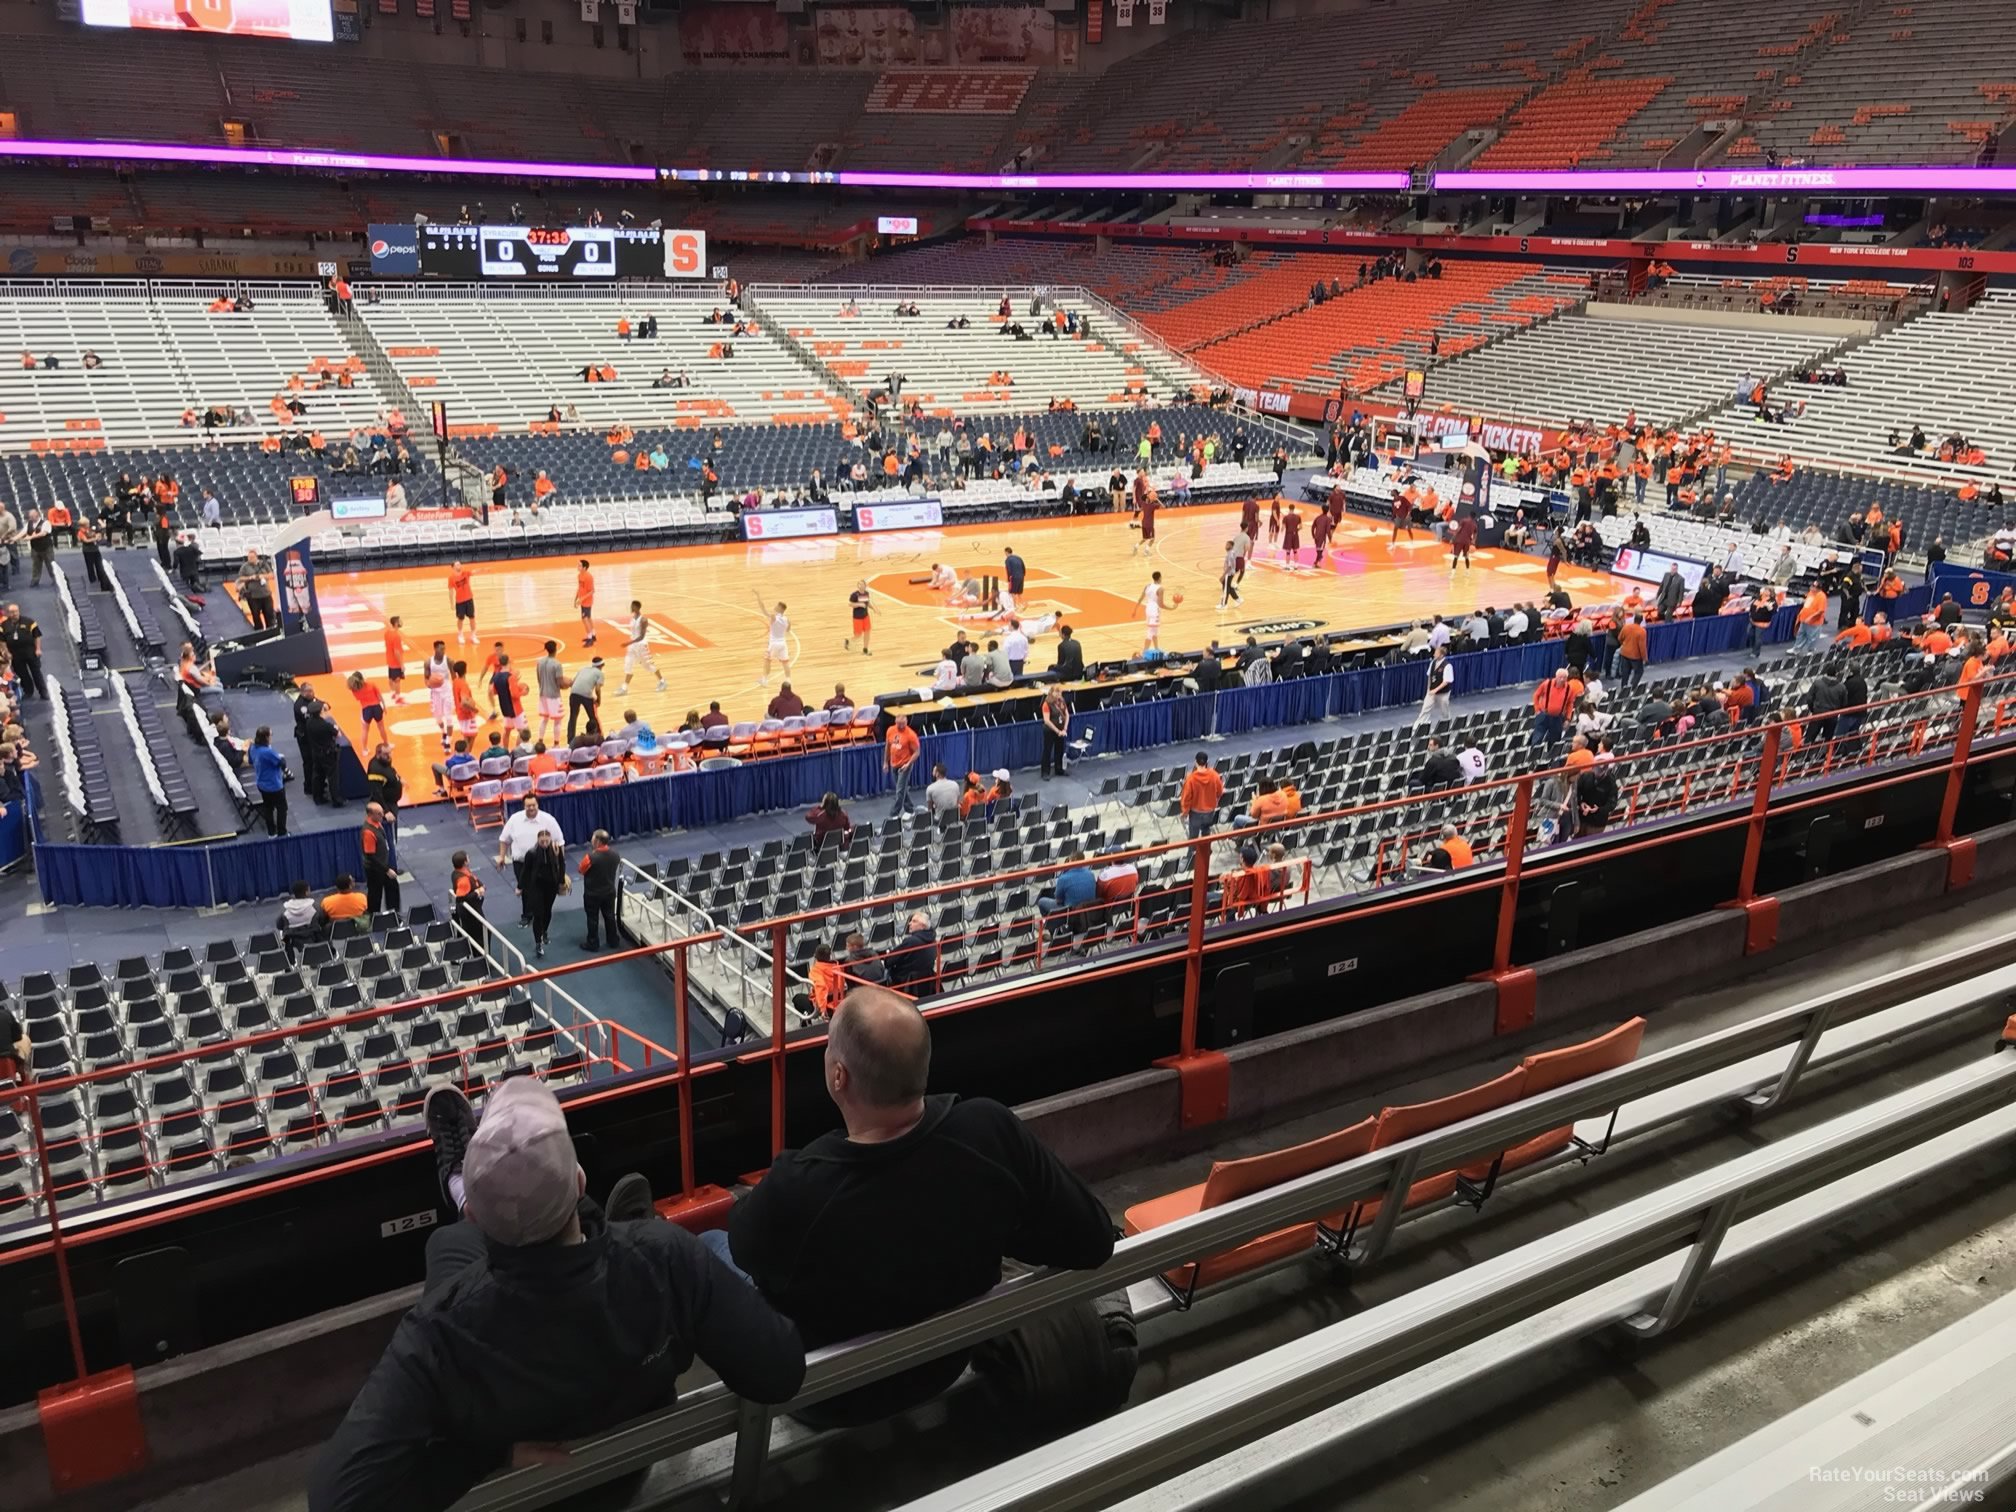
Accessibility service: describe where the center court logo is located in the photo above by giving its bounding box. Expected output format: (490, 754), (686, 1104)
(1236, 618), (1327, 636)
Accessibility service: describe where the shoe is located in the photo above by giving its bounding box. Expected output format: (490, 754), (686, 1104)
(423, 1084), (477, 1211)
(535, 942), (546, 959)
(655, 679), (667, 692)
(580, 939), (598, 951)
(606, 1172), (654, 1223)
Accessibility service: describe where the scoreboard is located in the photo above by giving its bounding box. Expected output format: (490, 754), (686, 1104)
(416, 224), (666, 279)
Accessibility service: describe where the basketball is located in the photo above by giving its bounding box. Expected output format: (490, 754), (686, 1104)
(1170, 591), (1185, 607)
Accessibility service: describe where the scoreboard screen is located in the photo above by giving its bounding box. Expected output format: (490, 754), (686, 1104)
(82, 0), (334, 42)
(417, 224), (664, 280)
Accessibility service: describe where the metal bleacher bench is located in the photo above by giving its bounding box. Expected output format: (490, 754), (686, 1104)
(454, 935), (2016, 1512)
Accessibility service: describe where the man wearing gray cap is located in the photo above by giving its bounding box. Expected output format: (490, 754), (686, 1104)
(309, 1080), (804, 1512)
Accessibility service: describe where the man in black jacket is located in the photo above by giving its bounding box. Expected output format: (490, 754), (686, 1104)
(1051, 624), (1085, 682)
(1839, 663), (1871, 738)
(309, 1080), (803, 1512)
(883, 911), (938, 992)
(1654, 563), (1686, 622)
(1413, 736), (1464, 792)
(722, 988), (1130, 1428)
(1807, 663), (1849, 742)
(1691, 568), (1731, 620)
(577, 829), (622, 950)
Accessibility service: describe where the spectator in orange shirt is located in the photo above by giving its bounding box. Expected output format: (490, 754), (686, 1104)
(1422, 824), (1474, 871)
(885, 712), (921, 812)
(1245, 777), (1294, 828)
(1531, 668), (1576, 748)
(1795, 585), (1830, 653)
(1179, 751), (1224, 839)
(1613, 614), (1649, 687)
(526, 741), (563, 780)
(809, 943), (846, 1017)
(321, 874), (369, 922)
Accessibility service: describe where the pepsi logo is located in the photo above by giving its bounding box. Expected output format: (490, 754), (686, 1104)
(371, 240), (389, 257)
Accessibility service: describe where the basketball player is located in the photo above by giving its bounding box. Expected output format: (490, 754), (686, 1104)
(618, 600), (667, 695)
(844, 579), (872, 655)
(479, 639), (508, 718)
(1281, 505), (1303, 567)
(1232, 523), (1253, 585)
(1134, 570), (1167, 653)
(424, 640), (455, 751)
(1310, 507), (1333, 567)
(447, 560), (476, 644)
(756, 594), (792, 684)
(1266, 497), (1283, 545)
(1131, 470), (1158, 555)
(534, 639), (567, 745)
(574, 559), (597, 648)
(490, 654), (527, 734)
(382, 615), (408, 705)
(1391, 484), (1415, 541)
(1449, 510), (1477, 573)
(1239, 495), (1261, 542)
(1218, 539), (1245, 610)
(929, 562), (958, 599)
(450, 659), (481, 746)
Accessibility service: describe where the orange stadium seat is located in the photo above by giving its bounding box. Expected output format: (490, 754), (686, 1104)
(1122, 1118), (1378, 1305)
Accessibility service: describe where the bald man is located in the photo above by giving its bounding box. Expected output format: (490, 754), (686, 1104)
(719, 988), (1131, 1426)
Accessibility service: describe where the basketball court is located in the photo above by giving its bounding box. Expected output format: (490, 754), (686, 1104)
(277, 501), (1635, 798)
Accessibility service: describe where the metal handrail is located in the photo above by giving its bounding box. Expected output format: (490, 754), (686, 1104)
(451, 937), (2016, 1510)
(891, 1054), (2016, 1512)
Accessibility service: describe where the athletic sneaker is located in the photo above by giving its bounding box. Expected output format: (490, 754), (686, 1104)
(423, 1084), (477, 1212)
(606, 1172), (653, 1223)
(655, 678), (667, 692)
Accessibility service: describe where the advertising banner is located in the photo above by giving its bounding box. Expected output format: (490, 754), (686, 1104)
(367, 222), (420, 276)
(276, 539), (323, 634)
(855, 499), (944, 532)
(742, 508), (840, 541)
(679, 2), (794, 66)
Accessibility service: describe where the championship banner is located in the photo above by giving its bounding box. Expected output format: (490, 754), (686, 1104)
(1086, 0), (1102, 43)
(681, 1), (795, 65)
(277, 539), (323, 635)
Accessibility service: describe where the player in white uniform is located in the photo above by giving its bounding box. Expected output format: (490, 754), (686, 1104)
(423, 643), (455, 751)
(757, 595), (792, 684)
(1134, 571), (1166, 653)
(929, 562), (958, 598)
(617, 600), (667, 695)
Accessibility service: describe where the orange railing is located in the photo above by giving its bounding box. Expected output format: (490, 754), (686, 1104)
(2, 671), (2010, 1405)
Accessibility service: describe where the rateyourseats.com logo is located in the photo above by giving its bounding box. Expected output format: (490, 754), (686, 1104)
(1809, 1466), (1988, 1503)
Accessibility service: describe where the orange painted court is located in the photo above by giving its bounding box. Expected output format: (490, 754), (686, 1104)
(244, 502), (1634, 801)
